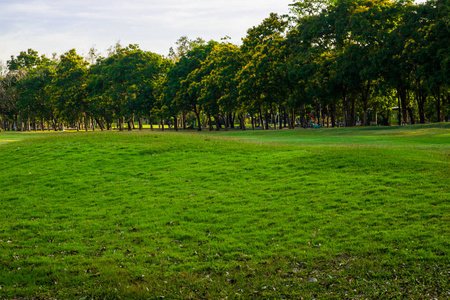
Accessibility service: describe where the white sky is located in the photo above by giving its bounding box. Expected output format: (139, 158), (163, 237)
(0, 0), (293, 65)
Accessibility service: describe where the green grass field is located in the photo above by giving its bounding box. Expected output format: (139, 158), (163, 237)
(0, 124), (449, 299)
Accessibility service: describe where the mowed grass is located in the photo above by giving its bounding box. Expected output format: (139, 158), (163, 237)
(0, 132), (40, 145)
(0, 124), (449, 299)
(211, 123), (450, 148)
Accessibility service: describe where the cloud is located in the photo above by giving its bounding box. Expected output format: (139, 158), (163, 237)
(0, 0), (292, 62)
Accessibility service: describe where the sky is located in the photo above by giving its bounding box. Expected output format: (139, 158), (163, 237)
(0, 0), (293, 65)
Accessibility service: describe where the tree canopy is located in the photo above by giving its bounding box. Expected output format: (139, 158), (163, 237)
(1, 0), (448, 132)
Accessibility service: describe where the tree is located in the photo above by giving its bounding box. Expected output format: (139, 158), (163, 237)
(0, 69), (27, 130)
(239, 13), (291, 129)
(161, 40), (218, 131)
(408, 0), (449, 122)
(7, 49), (41, 71)
(1, 49), (47, 131)
(168, 36), (206, 63)
(53, 49), (89, 130)
(197, 43), (243, 130)
(18, 58), (56, 131)
(87, 44), (171, 131)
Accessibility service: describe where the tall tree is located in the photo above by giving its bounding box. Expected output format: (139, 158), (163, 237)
(53, 49), (89, 130)
(7, 49), (41, 71)
(0, 70), (26, 130)
(161, 40), (217, 131)
(18, 58), (57, 131)
(239, 13), (291, 129)
(197, 43), (244, 130)
(88, 44), (171, 130)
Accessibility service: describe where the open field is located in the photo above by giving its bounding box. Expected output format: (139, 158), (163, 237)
(211, 123), (450, 147)
(0, 133), (38, 145)
(0, 124), (449, 299)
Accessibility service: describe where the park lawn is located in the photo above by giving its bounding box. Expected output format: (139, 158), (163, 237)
(0, 125), (449, 299)
(0, 132), (45, 145)
(209, 123), (450, 148)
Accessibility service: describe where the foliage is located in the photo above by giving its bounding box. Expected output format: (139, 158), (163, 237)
(87, 45), (171, 130)
(1, 0), (449, 132)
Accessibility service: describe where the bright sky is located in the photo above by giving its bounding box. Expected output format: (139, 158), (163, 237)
(0, 0), (293, 65)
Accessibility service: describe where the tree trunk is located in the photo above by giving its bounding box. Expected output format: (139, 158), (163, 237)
(292, 109), (296, 128)
(224, 114), (229, 131)
(215, 116), (221, 131)
(350, 98), (356, 127)
(433, 86), (441, 122)
(294, 111), (297, 128)
(240, 115), (246, 130)
(278, 106), (283, 129)
(173, 115), (178, 131)
(331, 103), (336, 127)
(272, 107), (277, 130)
(342, 86), (348, 127)
(95, 118), (104, 131)
(195, 110), (202, 131)
(315, 100), (320, 126)
(17, 114), (22, 132)
(300, 104), (306, 128)
(202, 115), (207, 128)
(287, 109), (291, 129)
(397, 85), (408, 124)
(322, 106), (325, 127)
(363, 104), (368, 127)
(374, 108), (378, 125)
(443, 93), (448, 122)
(417, 91), (425, 124)
(208, 113), (213, 131)
(250, 113), (255, 130)
(326, 105), (330, 128)
(84, 114), (89, 132)
(408, 107), (415, 125)
(258, 107), (263, 129)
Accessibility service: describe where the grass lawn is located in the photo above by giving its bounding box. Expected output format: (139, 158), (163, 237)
(0, 124), (449, 299)
(0, 132), (40, 145)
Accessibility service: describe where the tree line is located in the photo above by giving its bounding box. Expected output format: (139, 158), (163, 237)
(0, 0), (448, 132)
